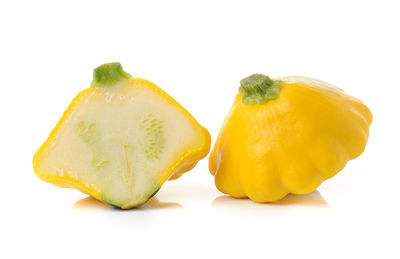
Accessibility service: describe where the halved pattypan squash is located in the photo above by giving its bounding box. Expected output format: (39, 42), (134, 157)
(33, 63), (210, 209)
(209, 74), (372, 202)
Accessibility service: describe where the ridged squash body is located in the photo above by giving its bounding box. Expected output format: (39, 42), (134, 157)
(209, 75), (372, 202)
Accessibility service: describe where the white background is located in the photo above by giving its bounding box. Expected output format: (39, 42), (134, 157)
(1, 0), (399, 258)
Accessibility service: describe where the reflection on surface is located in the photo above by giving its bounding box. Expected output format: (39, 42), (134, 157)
(139, 197), (183, 210)
(72, 196), (183, 210)
(211, 190), (329, 208)
(73, 196), (113, 210)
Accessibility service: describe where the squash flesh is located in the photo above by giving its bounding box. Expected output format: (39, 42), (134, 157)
(34, 79), (209, 209)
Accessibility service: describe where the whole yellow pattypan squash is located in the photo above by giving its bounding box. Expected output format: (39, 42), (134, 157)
(33, 63), (210, 209)
(209, 74), (372, 202)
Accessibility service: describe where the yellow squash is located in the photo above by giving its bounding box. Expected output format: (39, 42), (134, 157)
(33, 63), (210, 209)
(209, 75), (372, 202)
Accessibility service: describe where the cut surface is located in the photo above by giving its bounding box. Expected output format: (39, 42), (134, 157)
(34, 79), (207, 208)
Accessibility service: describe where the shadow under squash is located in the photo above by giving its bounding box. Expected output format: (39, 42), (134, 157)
(211, 190), (329, 208)
(72, 196), (183, 210)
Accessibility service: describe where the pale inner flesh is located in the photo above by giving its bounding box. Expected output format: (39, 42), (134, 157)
(37, 82), (200, 208)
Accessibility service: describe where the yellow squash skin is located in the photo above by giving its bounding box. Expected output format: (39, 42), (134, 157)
(33, 63), (211, 208)
(209, 76), (372, 202)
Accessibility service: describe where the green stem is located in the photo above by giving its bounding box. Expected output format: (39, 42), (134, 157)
(239, 74), (283, 105)
(91, 62), (132, 88)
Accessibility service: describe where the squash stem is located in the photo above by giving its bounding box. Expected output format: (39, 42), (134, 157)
(239, 74), (283, 105)
(91, 62), (132, 88)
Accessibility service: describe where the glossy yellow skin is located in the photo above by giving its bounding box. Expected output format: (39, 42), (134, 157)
(33, 78), (211, 205)
(209, 76), (372, 202)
